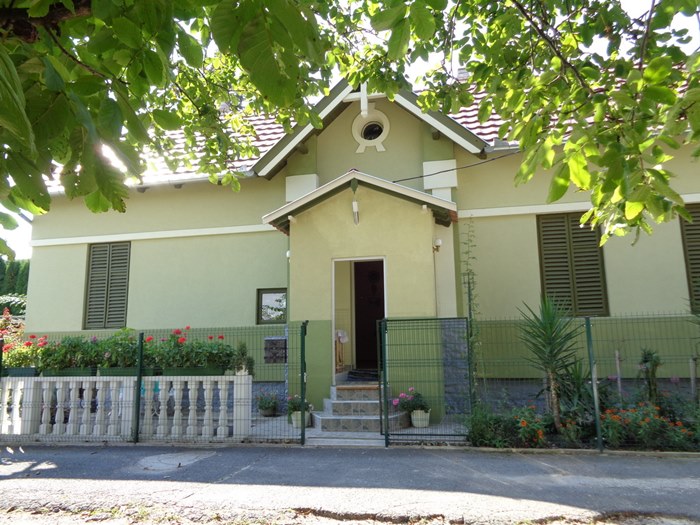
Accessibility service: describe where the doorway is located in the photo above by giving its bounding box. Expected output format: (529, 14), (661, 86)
(353, 260), (385, 369)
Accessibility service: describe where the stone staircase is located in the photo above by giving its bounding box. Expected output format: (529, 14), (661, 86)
(311, 383), (408, 432)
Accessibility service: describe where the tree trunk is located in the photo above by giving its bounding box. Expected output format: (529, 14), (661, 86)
(548, 371), (563, 434)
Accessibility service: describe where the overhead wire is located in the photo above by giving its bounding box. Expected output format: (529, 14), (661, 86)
(392, 150), (520, 184)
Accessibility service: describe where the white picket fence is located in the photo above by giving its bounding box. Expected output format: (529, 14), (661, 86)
(0, 371), (252, 443)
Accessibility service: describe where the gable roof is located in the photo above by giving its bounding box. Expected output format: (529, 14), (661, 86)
(262, 169), (458, 235)
(137, 81), (514, 188)
(253, 81), (490, 180)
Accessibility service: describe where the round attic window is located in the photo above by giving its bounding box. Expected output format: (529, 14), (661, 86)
(361, 122), (384, 141)
(352, 103), (390, 153)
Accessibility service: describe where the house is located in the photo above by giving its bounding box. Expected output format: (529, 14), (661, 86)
(24, 80), (700, 416)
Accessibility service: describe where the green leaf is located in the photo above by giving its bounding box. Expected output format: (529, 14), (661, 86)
(547, 164), (570, 203)
(371, 5), (408, 32)
(410, 3), (436, 41)
(112, 17), (143, 49)
(268, 0), (324, 62)
(387, 19), (410, 61)
(624, 201), (644, 221)
(0, 47), (36, 155)
(115, 94), (149, 144)
(178, 29), (204, 68)
(97, 98), (123, 140)
(237, 16), (298, 107)
(5, 154), (51, 211)
(68, 92), (98, 142)
(643, 56), (673, 83)
(643, 85), (677, 105)
(211, 0), (255, 52)
(0, 211), (18, 230)
(142, 49), (165, 85)
(567, 151), (591, 189)
(152, 109), (182, 130)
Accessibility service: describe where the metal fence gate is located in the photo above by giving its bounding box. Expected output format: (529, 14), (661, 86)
(379, 317), (472, 444)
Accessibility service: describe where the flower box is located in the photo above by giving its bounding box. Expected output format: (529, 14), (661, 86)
(1, 366), (38, 377)
(162, 366), (225, 376)
(42, 367), (96, 377)
(98, 367), (157, 377)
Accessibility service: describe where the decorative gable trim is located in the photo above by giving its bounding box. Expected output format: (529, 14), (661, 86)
(262, 169), (457, 235)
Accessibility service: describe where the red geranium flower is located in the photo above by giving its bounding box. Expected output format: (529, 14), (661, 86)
(2, 344), (11, 352)
(29, 334), (36, 339)
(24, 341), (32, 347)
(185, 325), (191, 330)
(178, 337), (187, 344)
(145, 336), (154, 343)
(173, 329), (182, 335)
(218, 335), (224, 340)
(208, 335), (214, 340)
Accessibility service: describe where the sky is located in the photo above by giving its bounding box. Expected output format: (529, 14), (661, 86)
(3, 1), (698, 261)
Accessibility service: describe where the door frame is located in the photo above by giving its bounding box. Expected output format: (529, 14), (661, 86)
(331, 256), (387, 386)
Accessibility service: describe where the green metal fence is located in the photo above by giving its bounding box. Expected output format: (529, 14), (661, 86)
(380, 317), (471, 444)
(377, 313), (698, 450)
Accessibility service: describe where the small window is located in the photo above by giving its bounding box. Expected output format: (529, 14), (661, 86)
(361, 122), (384, 141)
(257, 288), (287, 324)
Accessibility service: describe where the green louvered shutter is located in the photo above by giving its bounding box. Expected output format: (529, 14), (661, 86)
(85, 242), (130, 329)
(538, 213), (608, 316)
(680, 204), (700, 312)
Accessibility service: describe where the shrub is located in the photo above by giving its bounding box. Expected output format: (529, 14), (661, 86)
(256, 391), (279, 411)
(466, 404), (518, 448)
(601, 403), (697, 451)
(287, 394), (312, 413)
(39, 335), (101, 370)
(99, 329), (139, 368)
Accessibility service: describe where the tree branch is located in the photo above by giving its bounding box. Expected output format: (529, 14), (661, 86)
(44, 26), (109, 80)
(638, 0), (657, 71)
(510, 0), (592, 94)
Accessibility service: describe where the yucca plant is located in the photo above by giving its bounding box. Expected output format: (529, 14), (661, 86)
(520, 296), (582, 434)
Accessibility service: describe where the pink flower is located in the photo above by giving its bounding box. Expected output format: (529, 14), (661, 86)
(408, 387), (415, 392)
(37, 342), (47, 347)
(392, 399), (399, 406)
(185, 325), (191, 330)
(2, 344), (11, 353)
(177, 337), (187, 344)
(145, 336), (154, 343)
(399, 393), (407, 399)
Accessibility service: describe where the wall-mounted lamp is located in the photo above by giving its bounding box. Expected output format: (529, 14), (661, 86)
(433, 238), (443, 253)
(352, 199), (359, 225)
(286, 250), (291, 259)
(136, 186), (149, 193)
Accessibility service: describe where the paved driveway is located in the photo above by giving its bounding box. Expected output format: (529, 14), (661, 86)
(0, 445), (698, 523)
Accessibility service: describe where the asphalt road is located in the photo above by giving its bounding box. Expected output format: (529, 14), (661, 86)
(0, 444), (699, 524)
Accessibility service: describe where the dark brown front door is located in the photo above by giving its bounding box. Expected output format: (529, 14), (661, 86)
(353, 260), (384, 369)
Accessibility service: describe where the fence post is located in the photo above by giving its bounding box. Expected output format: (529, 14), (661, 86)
(300, 320), (308, 446)
(0, 337), (4, 379)
(131, 332), (144, 443)
(691, 357), (698, 403)
(585, 317), (604, 452)
(381, 320), (390, 448)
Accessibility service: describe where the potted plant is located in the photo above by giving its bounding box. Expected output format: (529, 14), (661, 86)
(287, 394), (312, 428)
(392, 387), (430, 428)
(256, 390), (279, 416)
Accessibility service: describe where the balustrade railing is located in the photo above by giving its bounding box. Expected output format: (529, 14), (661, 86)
(0, 372), (252, 443)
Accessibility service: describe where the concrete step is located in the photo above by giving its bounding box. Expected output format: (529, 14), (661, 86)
(312, 411), (408, 432)
(304, 436), (386, 447)
(334, 384), (379, 401)
(326, 399), (381, 416)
